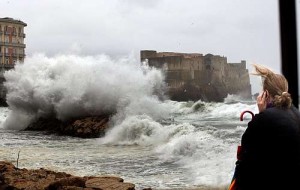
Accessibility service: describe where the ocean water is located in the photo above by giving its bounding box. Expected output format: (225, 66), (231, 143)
(0, 54), (258, 189)
(0, 99), (257, 189)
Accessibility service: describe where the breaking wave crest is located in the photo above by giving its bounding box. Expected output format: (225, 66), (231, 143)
(3, 54), (169, 130)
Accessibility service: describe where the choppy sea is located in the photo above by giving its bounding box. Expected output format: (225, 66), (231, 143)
(0, 54), (258, 189)
(0, 98), (257, 189)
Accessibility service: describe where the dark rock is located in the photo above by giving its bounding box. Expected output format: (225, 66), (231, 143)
(25, 117), (63, 132)
(46, 177), (86, 189)
(25, 115), (110, 138)
(63, 116), (109, 138)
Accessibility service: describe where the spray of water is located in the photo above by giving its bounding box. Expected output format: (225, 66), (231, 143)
(3, 54), (170, 130)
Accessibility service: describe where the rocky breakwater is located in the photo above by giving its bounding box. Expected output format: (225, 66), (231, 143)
(0, 161), (136, 190)
(25, 115), (111, 138)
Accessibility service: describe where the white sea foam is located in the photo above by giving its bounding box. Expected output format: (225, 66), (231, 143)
(156, 133), (235, 186)
(99, 106), (248, 187)
(100, 114), (198, 146)
(0, 107), (10, 129)
(162, 99), (257, 124)
(3, 54), (169, 130)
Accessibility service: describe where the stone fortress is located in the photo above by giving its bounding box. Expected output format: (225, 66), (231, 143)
(141, 50), (252, 102)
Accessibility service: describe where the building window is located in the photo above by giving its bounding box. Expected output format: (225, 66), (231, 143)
(12, 37), (17, 43)
(19, 48), (24, 55)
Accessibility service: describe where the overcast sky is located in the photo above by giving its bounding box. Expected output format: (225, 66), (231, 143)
(0, 0), (287, 94)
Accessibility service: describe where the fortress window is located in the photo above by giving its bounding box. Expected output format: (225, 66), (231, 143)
(206, 65), (211, 70)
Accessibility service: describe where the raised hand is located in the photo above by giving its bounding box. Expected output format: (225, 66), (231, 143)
(257, 90), (268, 113)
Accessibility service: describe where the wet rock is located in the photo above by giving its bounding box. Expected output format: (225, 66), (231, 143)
(0, 161), (135, 190)
(86, 177), (135, 190)
(63, 116), (109, 138)
(25, 115), (110, 138)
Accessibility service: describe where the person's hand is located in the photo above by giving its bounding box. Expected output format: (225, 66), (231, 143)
(257, 91), (268, 113)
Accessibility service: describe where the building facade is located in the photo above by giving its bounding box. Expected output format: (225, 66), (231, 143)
(141, 50), (252, 102)
(0, 17), (27, 65)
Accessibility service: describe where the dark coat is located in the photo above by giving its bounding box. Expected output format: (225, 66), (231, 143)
(238, 106), (300, 190)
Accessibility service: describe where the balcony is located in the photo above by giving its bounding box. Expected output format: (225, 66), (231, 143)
(2, 32), (25, 37)
(0, 42), (26, 48)
(2, 53), (25, 57)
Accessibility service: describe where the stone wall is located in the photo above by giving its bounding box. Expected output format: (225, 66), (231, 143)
(141, 50), (252, 102)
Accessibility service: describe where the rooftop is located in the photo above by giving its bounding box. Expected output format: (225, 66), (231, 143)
(0, 17), (27, 26)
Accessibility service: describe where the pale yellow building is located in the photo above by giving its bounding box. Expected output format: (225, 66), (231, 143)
(0, 17), (26, 65)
